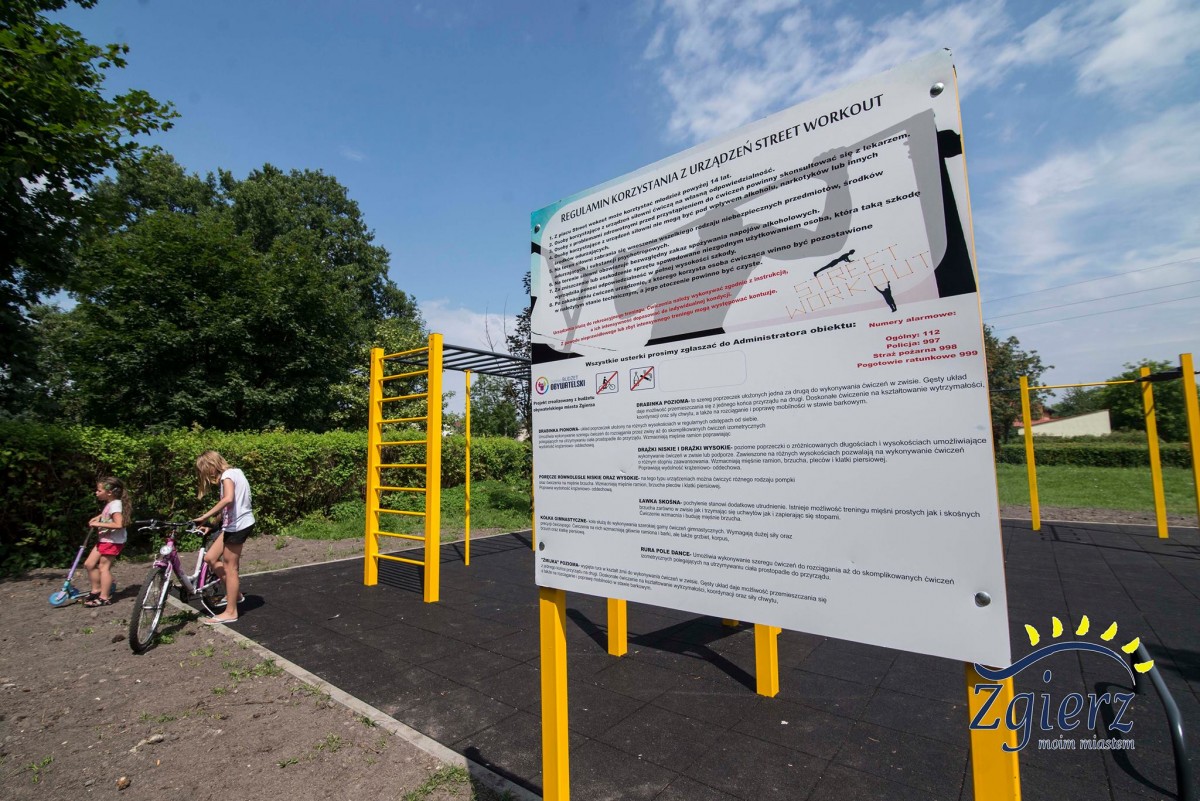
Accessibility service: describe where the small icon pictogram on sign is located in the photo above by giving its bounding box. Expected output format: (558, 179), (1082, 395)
(630, 366), (655, 391)
(596, 371), (619, 394)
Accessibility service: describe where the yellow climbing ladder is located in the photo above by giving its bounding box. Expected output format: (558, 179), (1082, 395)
(363, 334), (444, 602)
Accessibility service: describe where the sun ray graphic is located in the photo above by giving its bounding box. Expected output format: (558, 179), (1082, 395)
(1022, 614), (1154, 674)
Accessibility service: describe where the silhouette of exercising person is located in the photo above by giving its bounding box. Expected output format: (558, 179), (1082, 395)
(814, 249), (855, 277)
(874, 280), (897, 312)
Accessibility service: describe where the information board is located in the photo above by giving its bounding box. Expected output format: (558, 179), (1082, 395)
(529, 50), (1011, 667)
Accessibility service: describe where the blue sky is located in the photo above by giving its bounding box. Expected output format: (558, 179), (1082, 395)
(57, 0), (1199, 401)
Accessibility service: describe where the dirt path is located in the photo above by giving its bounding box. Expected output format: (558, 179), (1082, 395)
(0, 535), (518, 801)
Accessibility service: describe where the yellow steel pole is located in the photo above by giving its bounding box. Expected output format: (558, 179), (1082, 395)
(1140, 367), (1169, 538)
(754, 624), (781, 697)
(424, 333), (444, 602)
(540, 587), (570, 800)
(464, 369), (471, 566)
(1019, 376), (1040, 531)
(1181, 353), (1200, 525)
(606, 598), (627, 657)
(364, 347), (383, 586)
(965, 664), (1021, 800)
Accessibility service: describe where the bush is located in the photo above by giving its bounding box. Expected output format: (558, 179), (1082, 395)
(0, 423), (531, 576)
(996, 440), (1192, 468)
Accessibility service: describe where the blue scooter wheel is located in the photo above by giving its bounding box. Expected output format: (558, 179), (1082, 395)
(49, 590), (70, 607)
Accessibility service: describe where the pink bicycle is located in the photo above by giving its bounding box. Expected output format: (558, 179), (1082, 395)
(128, 520), (225, 653)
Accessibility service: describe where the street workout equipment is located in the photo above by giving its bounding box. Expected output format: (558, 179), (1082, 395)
(363, 333), (529, 602)
(1017, 351), (1200, 536)
(128, 520), (226, 653)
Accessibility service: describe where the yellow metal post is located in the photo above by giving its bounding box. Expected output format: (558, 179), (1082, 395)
(721, 619), (740, 627)
(606, 598), (627, 657)
(1181, 353), (1200, 525)
(754, 624), (781, 697)
(464, 369), (471, 566)
(364, 347), (383, 586)
(540, 587), (570, 801)
(1140, 367), (1169, 538)
(1019, 375), (1040, 531)
(425, 333), (444, 602)
(965, 664), (1021, 800)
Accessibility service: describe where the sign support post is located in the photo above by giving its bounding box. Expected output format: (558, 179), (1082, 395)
(965, 664), (1021, 800)
(540, 587), (570, 800)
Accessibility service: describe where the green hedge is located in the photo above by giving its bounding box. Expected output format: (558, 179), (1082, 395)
(996, 440), (1193, 468)
(0, 423), (531, 576)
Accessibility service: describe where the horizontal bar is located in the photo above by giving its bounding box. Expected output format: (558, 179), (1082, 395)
(1029, 379), (1138, 391)
(380, 440), (425, 446)
(377, 531), (425, 542)
(382, 345), (430, 360)
(379, 509), (425, 517)
(379, 463), (427, 469)
(378, 553), (424, 566)
(379, 486), (426, 493)
(382, 392), (429, 403)
(381, 416), (426, 424)
(382, 369), (428, 383)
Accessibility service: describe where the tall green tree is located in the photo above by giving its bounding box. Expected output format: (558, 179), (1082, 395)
(983, 326), (1050, 444)
(0, 0), (176, 407)
(505, 271), (532, 436)
(51, 152), (423, 431)
(469, 374), (522, 438)
(1093, 360), (1194, 441)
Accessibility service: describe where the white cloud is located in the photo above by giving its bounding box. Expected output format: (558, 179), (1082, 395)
(339, 146), (367, 162)
(644, 0), (1200, 144)
(419, 298), (519, 354)
(1076, 0), (1200, 97)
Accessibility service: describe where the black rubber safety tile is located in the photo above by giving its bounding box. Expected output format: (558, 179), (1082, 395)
(685, 734), (828, 801)
(232, 526), (1200, 801)
(594, 702), (724, 771)
(732, 695), (857, 761)
(833, 721), (968, 798)
(808, 763), (948, 801)
(652, 776), (742, 801)
(565, 738), (679, 801)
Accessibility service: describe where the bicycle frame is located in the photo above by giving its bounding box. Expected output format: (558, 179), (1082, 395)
(147, 524), (224, 613)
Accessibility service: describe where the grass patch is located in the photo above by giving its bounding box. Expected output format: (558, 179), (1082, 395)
(996, 464), (1197, 514)
(315, 734), (344, 753)
(280, 480), (532, 543)
(226, 658), (284, 682)
(402, 765), (470, 800)
(26, 756), (52, 784)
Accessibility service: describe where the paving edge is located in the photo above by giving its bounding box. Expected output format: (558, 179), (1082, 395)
(164, 593), (542, 801)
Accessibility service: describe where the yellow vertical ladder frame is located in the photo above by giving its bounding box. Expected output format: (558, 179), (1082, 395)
(540, 587), (570, 800)
(1140, 366), (1169, 538)
(966, 664), (1021, 800)
(606, 598), (627, 657)
(754, 624), (781, 697)
(1019, 376), (1040, 531)
(464, 369), (471, 566)
(364, 347), (384, 585)
(1181, 352), (1200, 525)
(424, 333), (444, 602)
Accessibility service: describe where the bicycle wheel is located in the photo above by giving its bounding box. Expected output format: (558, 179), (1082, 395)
(129, 566), (170, 654)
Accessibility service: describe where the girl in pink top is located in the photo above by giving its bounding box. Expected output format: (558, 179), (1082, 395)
(84, 476), (129, 607)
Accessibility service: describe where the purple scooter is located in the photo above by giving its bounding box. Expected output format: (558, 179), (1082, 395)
(49, 527), (115, 607)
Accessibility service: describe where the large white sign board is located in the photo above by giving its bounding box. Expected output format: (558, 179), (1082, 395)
(530, 50), (1011, 667)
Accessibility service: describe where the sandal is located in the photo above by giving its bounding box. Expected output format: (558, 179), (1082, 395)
(83, 597), (113, 607)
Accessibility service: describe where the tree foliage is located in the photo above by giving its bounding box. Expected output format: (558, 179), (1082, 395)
(1050, 360), (1196, 441)
(983, 326), (1050, 444)
(1, 0), (176, 406)
(469, 374), (523, 438)
(504, 271), (532, 435)
(44, 151), (423, 431)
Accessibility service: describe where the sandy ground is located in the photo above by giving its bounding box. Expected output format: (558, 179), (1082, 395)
(2, 509), (1193, 800)
(0, 534), (518, 801)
